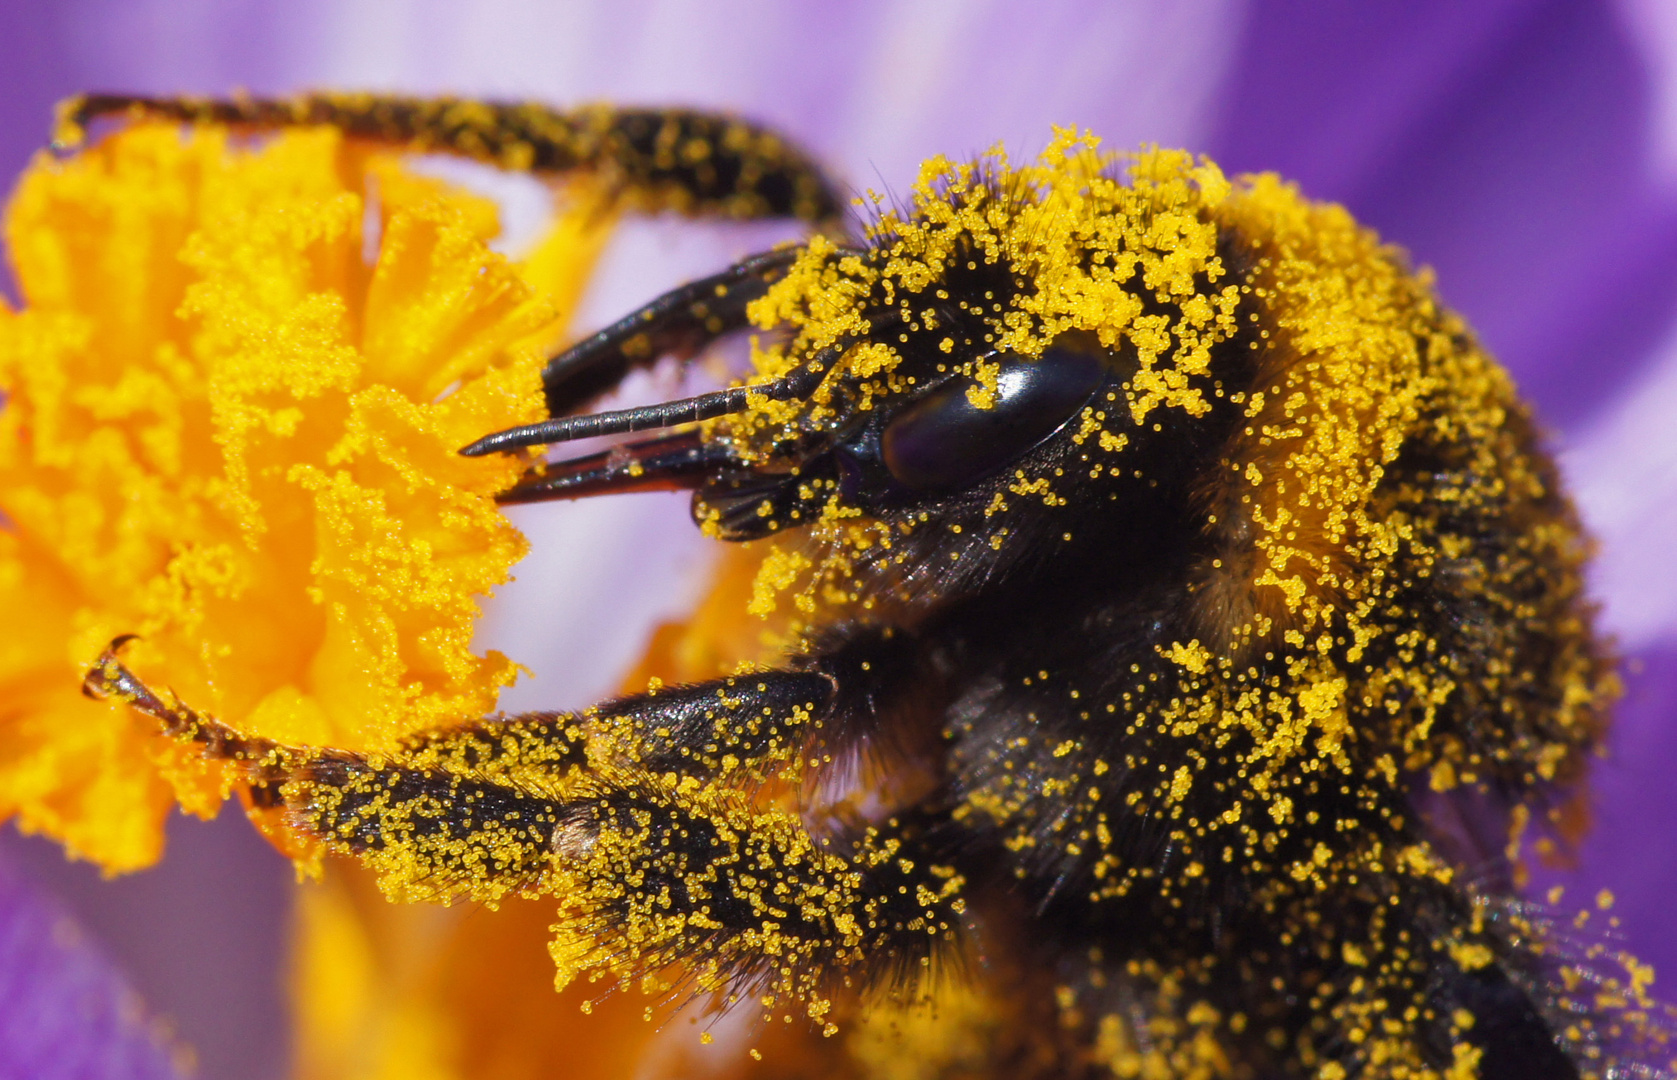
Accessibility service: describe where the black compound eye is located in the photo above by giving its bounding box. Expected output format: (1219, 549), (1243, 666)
(881, 342), (1106, 492)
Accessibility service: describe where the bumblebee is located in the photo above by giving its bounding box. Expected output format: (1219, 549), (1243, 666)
(63, 93), (1653, 1079)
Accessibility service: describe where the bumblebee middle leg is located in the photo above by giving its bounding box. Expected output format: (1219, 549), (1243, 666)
(545, 789), (966, 1028)
(302, 687), (968, 1029)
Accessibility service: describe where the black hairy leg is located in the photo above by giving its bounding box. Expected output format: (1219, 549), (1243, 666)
(82, 641), (967, 1031)
(54, 92), (844, 226)
(539, 247), (821, 418)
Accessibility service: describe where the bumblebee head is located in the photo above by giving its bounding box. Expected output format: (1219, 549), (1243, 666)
(467, 134), (1584, 673)
(470, 136), (1247, 555)
(691, 137), (1243, 538)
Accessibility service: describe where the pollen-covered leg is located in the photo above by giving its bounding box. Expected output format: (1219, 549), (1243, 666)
(301, 763), (969, 1029)
(86, 636), (838, 807)
(87, 638), (958, 1027)
(281, 750), (577, 906)
(80, 640), (572, 901)
(307, 743), (972, 1029)
(54, 92), (844, 226)
(546, 794), (966, 1033)
(394, 669), (838, 782)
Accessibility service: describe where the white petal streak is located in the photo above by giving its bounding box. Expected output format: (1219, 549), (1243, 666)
(271, 0), (1248, 183)
(1613, 0), (1677, 184)
(489, 494), (712, 712)
(838, 0), (1246, 187)
(1561, 324), (1677, 649)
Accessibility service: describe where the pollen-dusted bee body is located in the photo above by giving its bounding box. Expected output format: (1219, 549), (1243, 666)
(70, 95), (1655, 1080)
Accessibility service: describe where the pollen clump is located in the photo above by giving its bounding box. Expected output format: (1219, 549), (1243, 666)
(0, 124), (574, 871)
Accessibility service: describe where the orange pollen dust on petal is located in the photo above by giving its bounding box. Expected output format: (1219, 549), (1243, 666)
(0, 122), (608, 874)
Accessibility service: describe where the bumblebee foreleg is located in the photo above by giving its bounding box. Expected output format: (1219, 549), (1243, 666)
(293, 750), (970, 1027)
(81, 641), (573, 902)
(86, 640), (957, 1026)
(392, 628), (921, 791)
(537, 247), (820, 417)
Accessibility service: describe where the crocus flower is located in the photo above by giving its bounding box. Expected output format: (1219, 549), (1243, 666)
(1, 2), (1675, 1079)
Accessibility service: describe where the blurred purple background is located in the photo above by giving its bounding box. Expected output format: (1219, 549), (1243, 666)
(3, 2), (1676, 1077)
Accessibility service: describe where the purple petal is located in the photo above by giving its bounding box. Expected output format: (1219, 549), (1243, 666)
(0, 817), (293, 1080)
(1208, 0), (1677, 431)
(1563, 347), (1677, 649)
(0, 849), (186, 1080)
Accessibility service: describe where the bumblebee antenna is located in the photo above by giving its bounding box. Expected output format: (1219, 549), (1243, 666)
(459, 351), (834, 457)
